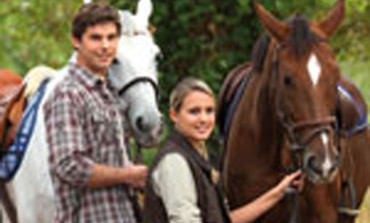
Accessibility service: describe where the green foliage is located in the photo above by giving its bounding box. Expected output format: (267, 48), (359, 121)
(0, 0), (369, 114)
(0, 1), (80, 75)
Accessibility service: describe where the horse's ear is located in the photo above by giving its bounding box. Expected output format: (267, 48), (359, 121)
(317, 0), (345, 37)
(254, 0), (289, 43)
(135, 0), (153, 28)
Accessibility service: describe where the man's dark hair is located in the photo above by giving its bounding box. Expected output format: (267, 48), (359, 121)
(72, 1), (121, 40)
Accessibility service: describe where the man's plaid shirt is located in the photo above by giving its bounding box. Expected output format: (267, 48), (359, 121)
(44, 63), (136, 223)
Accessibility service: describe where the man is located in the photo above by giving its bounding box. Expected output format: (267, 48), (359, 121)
(44, 2), (148, 222)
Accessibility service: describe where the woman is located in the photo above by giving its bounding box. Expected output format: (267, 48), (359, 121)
(143, 77), (302, 223)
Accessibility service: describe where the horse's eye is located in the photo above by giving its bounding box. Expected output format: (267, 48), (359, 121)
(112, 58), (120, 65)
(284, 74), (293, 86)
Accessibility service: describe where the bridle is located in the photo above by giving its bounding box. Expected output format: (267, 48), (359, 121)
(118, 76), (159, 222)
(118, 76), (159, 101)
(270, 43), (339, 170)
(269, 43), (342, 223)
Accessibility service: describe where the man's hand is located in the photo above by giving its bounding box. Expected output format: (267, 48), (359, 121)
(124, 164), (148, 188)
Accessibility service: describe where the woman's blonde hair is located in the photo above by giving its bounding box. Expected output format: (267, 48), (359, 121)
(169, 77), (214, 111)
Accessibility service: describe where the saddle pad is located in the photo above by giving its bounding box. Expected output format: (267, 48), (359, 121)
(337, 83), (367, 137)
(0, 80), (48, 181)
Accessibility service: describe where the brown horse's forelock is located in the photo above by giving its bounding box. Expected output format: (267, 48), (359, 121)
(252, 14), (324, 74)
(287, 14), (322, 58)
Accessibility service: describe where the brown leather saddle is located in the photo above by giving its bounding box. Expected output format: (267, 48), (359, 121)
(0, 85), (27, 156)
(0, 84), (26, 223)
(217, 62), (252, 137)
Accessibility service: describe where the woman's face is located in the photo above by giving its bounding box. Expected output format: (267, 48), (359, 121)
(170, 90), (215, 145)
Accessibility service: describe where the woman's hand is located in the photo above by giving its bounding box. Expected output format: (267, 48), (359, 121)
(123, 164), (149, 188)
(229, 170), (304, 223)
(274, 170), (303, 199)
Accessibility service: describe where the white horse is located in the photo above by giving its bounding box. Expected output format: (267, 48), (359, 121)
(1, 0), (161, 222)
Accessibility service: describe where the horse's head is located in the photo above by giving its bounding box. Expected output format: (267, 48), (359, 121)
(255, 0), (345, 183)
(109, 0), (162, 147)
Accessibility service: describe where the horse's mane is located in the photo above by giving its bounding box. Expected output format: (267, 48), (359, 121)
(252, 14), (322, 73)
(251, 33), (270, 74)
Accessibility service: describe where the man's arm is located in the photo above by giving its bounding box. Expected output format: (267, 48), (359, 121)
(44, 89), (147, 189)
(87, 163), (147, 188)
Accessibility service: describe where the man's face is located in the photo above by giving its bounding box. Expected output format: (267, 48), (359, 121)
(72, 22), (119, 76)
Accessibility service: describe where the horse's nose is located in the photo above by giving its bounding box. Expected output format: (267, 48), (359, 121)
(305, 152), (340, 182)
(136, 116), (146, 132)
(307, 155), (322, 175)
(136, 114), (163, 133)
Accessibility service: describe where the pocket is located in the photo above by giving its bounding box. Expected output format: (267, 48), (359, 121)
(88, 105), (124, 164)
(88, 107), (114, 146)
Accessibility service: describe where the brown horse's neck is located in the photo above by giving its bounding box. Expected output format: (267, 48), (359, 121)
(225, 62), (285, 175)
(223, 67), (286, 209)
(254, 40), (286, 166)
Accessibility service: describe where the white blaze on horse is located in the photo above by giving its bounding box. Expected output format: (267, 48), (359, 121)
(0, 0), (162, 222)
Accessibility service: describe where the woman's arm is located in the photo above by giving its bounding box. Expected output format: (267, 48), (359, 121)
(229, 170), (302, 223)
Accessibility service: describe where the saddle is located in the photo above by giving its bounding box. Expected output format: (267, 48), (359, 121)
(0, 85), (27, 157)
(0, 85), (25, 223)
(217, 62), (252, 137)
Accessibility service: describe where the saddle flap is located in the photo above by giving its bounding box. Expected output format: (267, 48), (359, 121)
(0, 85), (26, 153)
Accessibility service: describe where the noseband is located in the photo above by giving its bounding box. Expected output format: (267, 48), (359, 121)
(118, 76), (159, 101)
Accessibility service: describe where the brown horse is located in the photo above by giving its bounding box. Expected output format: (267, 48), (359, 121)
(219, 0), (370, 222)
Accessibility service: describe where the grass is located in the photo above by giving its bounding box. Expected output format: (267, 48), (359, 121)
(356, 187), (370, 223)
